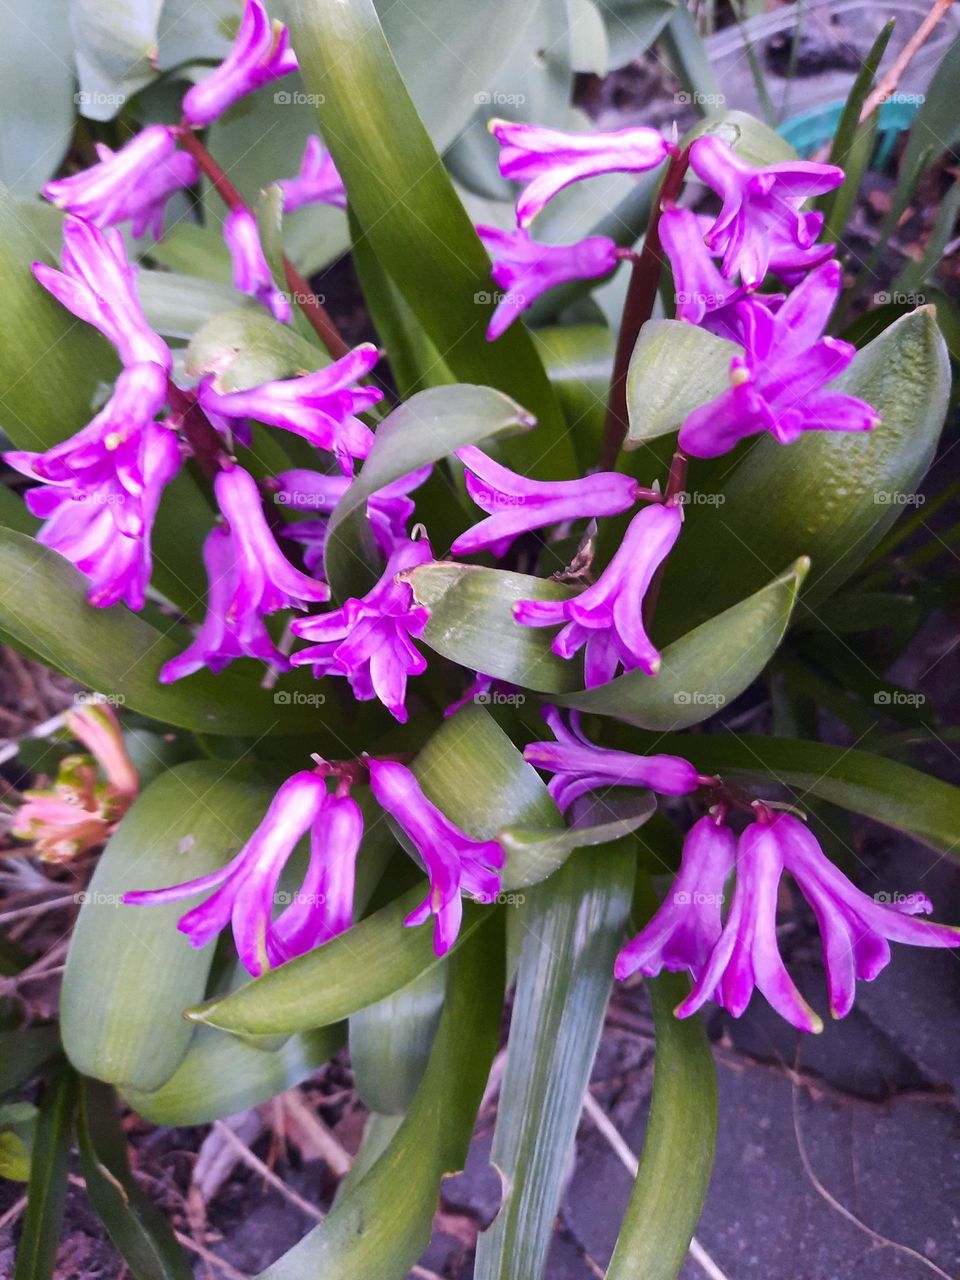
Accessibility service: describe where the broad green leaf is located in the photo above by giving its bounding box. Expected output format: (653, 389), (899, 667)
(14, 1067), (76, 1280)
(658, 308), (951, 636)
(567, 0), (609, 74)
(0, 482), (39, 535)
(625, 320), (740, 445)
(557, 558), (808, 727)
(70, 0), (162, 118)
(349, 966), (446, 1115)
(601, 0), (674, 66)
(123, 1025), (343, 1127)
(333, 1112), (404, 1205)
(475, 841), (633, 1280)
(257, 921), (503, 1280)
(0, 1026), (60, 1095)
(282, 0), (573, 473)
(76, 1079), (193, 1280)
(0, 529), (329, 737)
(325, 385), (535, 595)
(685, 108), (797, 165)
(61, 764), (275, 1092)
(499, 793), (656, 890)
(607, 897), (716, 1280)
(190, 706), (557, 1037)
(0, 12), (73, 194)
(137, 271), (257, 341)
(630, 734), (960, 858)
(408, 562), (580, 694)
(661, 7), (723, 117)
(0, 1130), (32, 1181)
(187, 306), (329, 390)
(532, 324), (613, 467)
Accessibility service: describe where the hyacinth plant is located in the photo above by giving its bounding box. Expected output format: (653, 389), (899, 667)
(0, 2), (958, 1277)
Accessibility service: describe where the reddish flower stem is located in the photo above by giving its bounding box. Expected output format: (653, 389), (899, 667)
(600, 148), (690, 470)
(176, 125), (350, 361)
(166, 381), (226, 479)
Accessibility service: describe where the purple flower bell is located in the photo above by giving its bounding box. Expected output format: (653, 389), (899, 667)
(676, 811), (960, 1032)
(199, 343), (383, 475)
(489, 120), (672, 227)
(182, 0), (299, 128)
(679, 260), (880, 458)
(689, 134), (844, 288)
(615, 815), (736, 980)
(451, 446), (641, 558)
(368, 759), (504, 955)
(222, 207), (292, 323)
(525, 707), (703, 813)
(43, 125), (198, 241)
(290, 538), (432, 723)
(279, 136), (347, 212)
(125, 772), (362, 976)
(514, 502), (682, 687)
(34, 217), (171, 371)
(476, 225), (620, 339)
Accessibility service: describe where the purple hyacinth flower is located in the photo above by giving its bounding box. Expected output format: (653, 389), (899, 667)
(223, 207), (292, 323)
(182, 0), (299, 128)
(689, 134), (843, 288)
(278, 136), (347, 212)
(659, 206), (743, 325)
(489, 119), (672, 227)
(476, 225), (620, 339)
(270, 464), (429, 557)
(9, 419), (181, 610)
(43, 125), (198, 241)
(679, 260), (880, 458)
(677, 812), (960, 1032)
(199, 343), (382, 475)
(514, 502), (682, 687)
(525, 707), (702, 813)
(125, 772), (360, 976)
(615, 815), (736, 980)
(451, 446), (641, 558)
(290, 539), (432, 722)
(368, 759), (504, 955)
(34, 217), (171, 371)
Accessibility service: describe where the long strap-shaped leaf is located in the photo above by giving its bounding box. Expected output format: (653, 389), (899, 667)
(14, 1067), (76, 1280)
(256, 918), (503, 1280)
(606, 969), (717, 1280)
(475, 840), (634, 1280)
(280, 0), (573, 478)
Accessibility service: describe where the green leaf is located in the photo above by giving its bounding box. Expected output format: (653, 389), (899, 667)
(349, 966), (446, 1115)
(137, 271), (258, 341)
(257, 920), (503, 1280)
(408, 562), (580, 694)
(0, 1130), (32, 1181)
(499, 793), (656, 890)
(187, 307), (329, 390)
(282, 0), (573, 473)
(14, 1068), (76, 1280)
(123, 1025), (344, 1127)
(625, 320), (740, 446)
(658, 307), (951, 636)
(685, 109), (797, 165)
(76, 1079), (193, 1280)
(189, 706), (557, 1037)
(634, 734), (960, 858)
(606, 897), (716, 1280)
(0, 1026), (60, 1095)
(0, 528), (330, 736)
(61, 764), (276, 1092)
(71, 0), (162, 118)
(475, 840), (633, 1280)
(557, 558), (808, 727)
(325, 384), (535, 595)
(0, 13), (73, 195)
